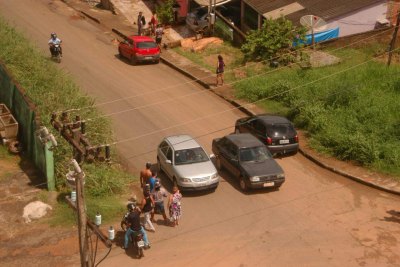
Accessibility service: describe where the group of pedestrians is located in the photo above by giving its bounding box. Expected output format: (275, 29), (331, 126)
(139, 162), (182, 230)
(137, 11), (164, 49)
(123, 162), (182, 250)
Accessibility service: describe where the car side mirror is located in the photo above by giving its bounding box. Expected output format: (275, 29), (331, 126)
(166, 160), (172, 165)
(209, 154), (215, 159)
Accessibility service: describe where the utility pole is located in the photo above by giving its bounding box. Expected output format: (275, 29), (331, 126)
(388, 9), (400, 66)
(72, 160), (92, 267)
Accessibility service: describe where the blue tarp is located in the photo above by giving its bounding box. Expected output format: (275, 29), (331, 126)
(294, 27), (340, 46)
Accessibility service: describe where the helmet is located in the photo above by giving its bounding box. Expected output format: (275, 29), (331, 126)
(51, 32), (57, 39)
(127, 203), (136, 211)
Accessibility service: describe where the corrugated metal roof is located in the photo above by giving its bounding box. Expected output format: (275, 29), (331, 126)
(244, 0), (384, 21)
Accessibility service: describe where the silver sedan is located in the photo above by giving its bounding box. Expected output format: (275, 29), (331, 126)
(157, 135), (219, 192)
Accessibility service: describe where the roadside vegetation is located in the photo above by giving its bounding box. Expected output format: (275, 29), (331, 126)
(174, 23), (400, 177)
(0, 17), (132, 223)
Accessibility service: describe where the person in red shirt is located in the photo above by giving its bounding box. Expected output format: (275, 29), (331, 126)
(150, 12), (158, 36)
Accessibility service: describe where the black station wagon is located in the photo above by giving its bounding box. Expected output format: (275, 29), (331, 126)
(235, 115), (299, 155)
(212, 133), (285, 191)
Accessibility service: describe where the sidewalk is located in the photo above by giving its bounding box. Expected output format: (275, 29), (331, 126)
(64, 0), (400, 195)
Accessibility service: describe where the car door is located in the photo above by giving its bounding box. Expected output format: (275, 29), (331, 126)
(252, 119), (267, 143)
(225, 143), (241, 178)
(164, 146), (174, 179)
(240, 118), (254, 133)
(217, 138), (231, 170)
(119, 40), (129, 57)
(159, 141), (173, 180)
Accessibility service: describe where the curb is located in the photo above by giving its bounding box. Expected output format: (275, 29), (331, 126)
(61, 1), (400, 196)
(299, 149), (400, 196)
(160, 56), (211, 89)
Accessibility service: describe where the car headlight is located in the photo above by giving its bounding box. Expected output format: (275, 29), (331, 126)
(211, 173), (219, 179)
(277, 173), (285, 179)
(180, 177), (192, 183)
(250, 176), (260, 182)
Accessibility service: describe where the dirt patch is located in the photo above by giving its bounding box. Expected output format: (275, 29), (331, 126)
(0, 151), (79, 266)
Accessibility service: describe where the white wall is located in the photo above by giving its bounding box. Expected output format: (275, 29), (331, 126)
(326, 2), (387, 37)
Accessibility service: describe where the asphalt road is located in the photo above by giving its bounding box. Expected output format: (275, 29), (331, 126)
(1, 1), (400, 266)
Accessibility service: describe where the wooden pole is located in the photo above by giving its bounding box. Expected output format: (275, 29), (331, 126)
(388, 10), (400, 66)
(74, 161), (92, 267)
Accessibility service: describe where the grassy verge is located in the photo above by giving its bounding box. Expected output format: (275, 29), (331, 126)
(234, 46), (400, 176)
(0, 17), (133, 222)
(175, 37), (399, 177)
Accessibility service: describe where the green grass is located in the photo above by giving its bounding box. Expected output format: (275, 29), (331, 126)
(172, 37), (400, 177)
(0, 17), (135, 198)
(234, 47), (400, 177)
(173, 43), (244, 75)
(48, 194), (126, 227)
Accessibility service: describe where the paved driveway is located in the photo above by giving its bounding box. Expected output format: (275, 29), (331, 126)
(0, 1), (399, 266)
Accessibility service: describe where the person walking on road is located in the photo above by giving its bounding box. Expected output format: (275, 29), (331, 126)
(140, 162), (152, 188)
(151, 181), (168, 223)
(137, 11), (146, 36)
(142, 191), (156, 232)
(168, 186), (182, 227)
(216, 54), (225, 86)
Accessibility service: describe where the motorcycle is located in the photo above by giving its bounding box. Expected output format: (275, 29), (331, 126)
(121, 211), (145, 258)
(50, 44), (62, 63)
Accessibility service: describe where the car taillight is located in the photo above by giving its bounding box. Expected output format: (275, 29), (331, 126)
(294, 135), (299, 143)
(266, 137), (272, 145)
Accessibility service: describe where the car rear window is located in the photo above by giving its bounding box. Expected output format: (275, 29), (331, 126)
(266, 123), (296, 137)
(137, 41), (157, 49)
(174, 147), (209, 165)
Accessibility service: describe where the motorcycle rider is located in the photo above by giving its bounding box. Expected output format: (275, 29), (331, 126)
(123, 203), (150, 250)
(48, 32), (62, 57)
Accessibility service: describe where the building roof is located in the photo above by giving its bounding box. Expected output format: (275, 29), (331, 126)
(243, 0), (384, 22)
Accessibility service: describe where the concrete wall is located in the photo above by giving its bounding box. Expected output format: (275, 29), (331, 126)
(326, 2), (387, 37)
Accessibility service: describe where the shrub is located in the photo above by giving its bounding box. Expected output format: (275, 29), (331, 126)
(156, 0), (174, 25)
(241, 17), (306, 64)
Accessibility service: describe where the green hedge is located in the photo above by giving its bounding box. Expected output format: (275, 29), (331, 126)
(0, 17), (132, 196)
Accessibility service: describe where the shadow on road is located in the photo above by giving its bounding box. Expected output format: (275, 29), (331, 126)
(382, 210), (400, 224)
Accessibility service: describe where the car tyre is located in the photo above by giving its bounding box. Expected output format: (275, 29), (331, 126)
(130, 55), (137, 65)
(118, 48), (123, 58)
(239, 176), (248, 192)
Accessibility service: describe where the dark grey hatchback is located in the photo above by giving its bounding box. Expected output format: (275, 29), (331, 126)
(235, 115), (299, 155)
(212, 133), (285, 191)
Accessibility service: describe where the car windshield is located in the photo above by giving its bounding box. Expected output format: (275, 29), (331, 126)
(137, 41), (157, 49)
(174, 147), (209, 165)
(266, 123), (295, 137)
(239, 146), (272, 162)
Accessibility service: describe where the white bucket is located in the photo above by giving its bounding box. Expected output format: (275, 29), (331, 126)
(108, 226), (115, 240)
(95, 213), (102, 226)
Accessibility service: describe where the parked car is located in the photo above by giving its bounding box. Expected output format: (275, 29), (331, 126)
(157, 135), (220, 191)
(212, 133), (285, 191)
(118, 35), (160, 65)
(235, 115), (299, 155)
(186, 7), (210, 33)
